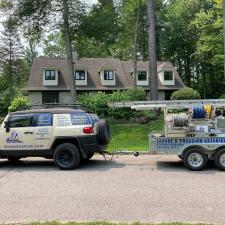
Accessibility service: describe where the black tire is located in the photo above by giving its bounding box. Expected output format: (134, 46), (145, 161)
(53, 143), (81, 170)
(82, 153), (94, 162)
(214, 149), (225, 171)
(178, 155), (182, 159)
(183, 148), (208, 171)
(86, 152), (94, 160)
(96, 119), (111, 145)
(7, 157), (21, 163)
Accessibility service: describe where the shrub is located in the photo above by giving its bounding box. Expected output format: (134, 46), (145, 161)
(77, 92), (110, 118)
(171, 87), (201, 100)
(8, 96), (31, 112)
(220, 93), (225, 99)
(78, 90), (152, 123)
(127, 88), (146, 101)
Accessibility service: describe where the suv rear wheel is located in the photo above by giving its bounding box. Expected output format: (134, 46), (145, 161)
(53, 143), (81, 170)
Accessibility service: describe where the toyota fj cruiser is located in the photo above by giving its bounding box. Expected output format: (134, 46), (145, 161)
(0, 108), (111, 169)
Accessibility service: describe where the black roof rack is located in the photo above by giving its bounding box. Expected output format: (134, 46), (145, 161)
(29, 103), (87, 111)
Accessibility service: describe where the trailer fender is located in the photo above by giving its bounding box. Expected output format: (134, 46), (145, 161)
(181, 145), (207, 158)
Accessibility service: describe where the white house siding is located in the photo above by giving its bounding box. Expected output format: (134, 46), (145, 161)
(29, 92), (42, 105)
(59, 91), (73, 104)
(159, 91), (165, 100)
(145, 91), (165, 100)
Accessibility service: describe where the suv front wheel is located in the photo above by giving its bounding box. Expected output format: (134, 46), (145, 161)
(53, 143), (81, 170)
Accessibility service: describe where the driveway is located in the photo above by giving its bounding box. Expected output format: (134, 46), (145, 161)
(0, 155), (224, 224)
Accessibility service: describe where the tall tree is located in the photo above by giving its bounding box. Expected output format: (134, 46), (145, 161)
(0, 16), (29, 115)
(62, 0), (76, 102)
(3, 0), (86, 104)
(133, 0), (141, 87)
(0, 16), (23, 85)
(193, 0), (224, 98)
(223, 0), (225, 80)
(147, 0), (158, 100)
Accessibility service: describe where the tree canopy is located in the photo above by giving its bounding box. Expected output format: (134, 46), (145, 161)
(0, 0), (225, 115)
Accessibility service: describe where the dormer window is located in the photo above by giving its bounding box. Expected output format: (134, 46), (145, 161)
(137, 71), (147, 81)
(45, 70), (56, 80)
(136, 70), (149, 86)
(43, 69), (58, 86)
(104, 70), (114, 80)
(164, 71), (173, 81)
(75, 70), (85, 80)
(100, 69), (116, 85)
(74, 70), (87, 86)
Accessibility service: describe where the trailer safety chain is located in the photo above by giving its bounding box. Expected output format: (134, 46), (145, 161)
(101, 150), (140, 161)
(101, 151), (118, 161)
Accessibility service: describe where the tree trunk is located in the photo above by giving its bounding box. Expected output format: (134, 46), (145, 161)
(223, 0), (225, 81)
(9, 34), (13, 85)
(186, 55), (191, 87)
(133, 0), (141, 88)
(62, 0), (76, 104)
(147, 0), (158, 100)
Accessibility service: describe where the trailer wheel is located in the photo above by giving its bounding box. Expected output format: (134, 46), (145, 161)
(214, 149), (225, 171)
(183, 148), (208, 171)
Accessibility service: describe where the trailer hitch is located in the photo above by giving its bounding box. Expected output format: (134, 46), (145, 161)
(101, 150), (142, 161)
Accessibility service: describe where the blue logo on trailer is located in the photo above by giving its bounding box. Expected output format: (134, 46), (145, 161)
(6, 131), (23, 143)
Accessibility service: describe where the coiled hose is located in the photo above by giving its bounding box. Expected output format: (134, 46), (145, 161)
(173, 115), (188, 127)
(193, 106), (205, 119)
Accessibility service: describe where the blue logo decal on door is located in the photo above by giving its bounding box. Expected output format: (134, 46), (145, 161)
(6, 131), (23, 143)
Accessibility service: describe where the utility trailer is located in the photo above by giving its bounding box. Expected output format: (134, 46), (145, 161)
(110, 99), (225, 171)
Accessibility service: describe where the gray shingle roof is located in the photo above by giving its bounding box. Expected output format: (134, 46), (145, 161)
(27, 57), (185, 91)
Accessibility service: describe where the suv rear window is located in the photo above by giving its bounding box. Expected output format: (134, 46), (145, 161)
(89, 113), (100, 124)
(36, 113), (52, 126)
(70, 112), (91, 125)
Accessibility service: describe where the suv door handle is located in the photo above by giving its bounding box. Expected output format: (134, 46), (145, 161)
(24, 131), (33, 134)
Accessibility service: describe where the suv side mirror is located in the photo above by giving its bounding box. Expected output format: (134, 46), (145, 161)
(5, 121), (10, 133)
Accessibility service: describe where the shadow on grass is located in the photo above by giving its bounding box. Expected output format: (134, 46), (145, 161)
(0, 157), (125, 172)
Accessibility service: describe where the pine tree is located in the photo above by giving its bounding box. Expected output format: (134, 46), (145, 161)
(0, 16), (23, 86)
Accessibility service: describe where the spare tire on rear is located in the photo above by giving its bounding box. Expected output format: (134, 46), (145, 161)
(96, 119), (111, 145)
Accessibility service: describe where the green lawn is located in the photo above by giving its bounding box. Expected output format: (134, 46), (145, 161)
(107, 118), (164, 151)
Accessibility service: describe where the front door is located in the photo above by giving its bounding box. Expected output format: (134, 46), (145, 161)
(1, 114), (35, 150)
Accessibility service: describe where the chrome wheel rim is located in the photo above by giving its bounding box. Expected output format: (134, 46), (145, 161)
(188, 153), (203, 168)
(220, 153), (225, 167)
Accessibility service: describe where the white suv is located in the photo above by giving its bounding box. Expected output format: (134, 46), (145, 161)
(1, 108), (111, 169)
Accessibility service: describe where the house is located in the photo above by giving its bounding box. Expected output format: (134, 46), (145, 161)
(27, 57), (185, 105)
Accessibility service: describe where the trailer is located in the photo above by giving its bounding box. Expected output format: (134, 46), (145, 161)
(110, 99), (225, 171)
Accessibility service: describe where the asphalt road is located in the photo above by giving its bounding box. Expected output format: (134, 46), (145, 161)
(0, 155), (225, 224)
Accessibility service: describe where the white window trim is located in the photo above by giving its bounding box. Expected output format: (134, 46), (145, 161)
(74, 70), (87, 81)
(43, 69), (58, 86)
(100, 70), (116, 86)
(163, 71), (174, 81)
(136, 70), (149, 86)
(137, 70), (148, 81)
(103, 70), (115, 80)
(74, 70), (88, 86)
(163, 70), (175, 85)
